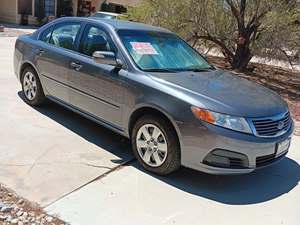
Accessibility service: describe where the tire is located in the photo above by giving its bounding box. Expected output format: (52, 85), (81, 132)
(21, 66), (46, 106)
(131, 115), (181, 175)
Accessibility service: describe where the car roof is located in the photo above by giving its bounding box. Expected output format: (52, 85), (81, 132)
(52, 17), (172, 33)
(95, 11), (120, 16)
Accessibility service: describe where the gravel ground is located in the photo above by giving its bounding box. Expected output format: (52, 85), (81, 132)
(0, 184), (67, 225)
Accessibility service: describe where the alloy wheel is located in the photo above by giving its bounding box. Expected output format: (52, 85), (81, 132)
(23, 71), (37, 101)
(136, 124), (168, 167)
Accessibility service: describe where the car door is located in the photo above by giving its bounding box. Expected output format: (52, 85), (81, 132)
(67, 24), (125, 129)
(35, 22), (82, 103)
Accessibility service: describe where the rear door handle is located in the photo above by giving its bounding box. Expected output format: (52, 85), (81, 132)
(70, 62), (82, 71)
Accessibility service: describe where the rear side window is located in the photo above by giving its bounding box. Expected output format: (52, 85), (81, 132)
(49, 23), (81, 51)
(39, 26), (53, 43)
(80, 25), (113, 56)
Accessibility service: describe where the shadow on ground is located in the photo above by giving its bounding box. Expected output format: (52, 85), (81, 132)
(18, 91), (133, 164)
(18, 92), (300, 205)
(137, 156), (300, 205)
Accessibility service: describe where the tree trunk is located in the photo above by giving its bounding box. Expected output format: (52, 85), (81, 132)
(231, 40), (252, 70)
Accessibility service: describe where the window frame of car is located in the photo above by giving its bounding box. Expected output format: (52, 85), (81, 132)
(38, 25), (54, 43)
(37, 20), (128, 70)
(38, 21), (84, 53)
(77, 22), (128, 70)
(116, 29), (214, 73)
(79, 23), (116, 57)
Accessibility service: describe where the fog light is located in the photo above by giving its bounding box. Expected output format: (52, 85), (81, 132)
(203, 149), (249, 168)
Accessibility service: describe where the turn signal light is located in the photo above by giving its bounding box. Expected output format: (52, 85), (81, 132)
(191, 107), (215, 123)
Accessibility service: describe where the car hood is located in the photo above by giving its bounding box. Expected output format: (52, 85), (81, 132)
(148, 69), (288, 118)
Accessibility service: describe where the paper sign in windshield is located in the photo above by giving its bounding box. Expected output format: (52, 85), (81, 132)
(130, 42), (158, 55)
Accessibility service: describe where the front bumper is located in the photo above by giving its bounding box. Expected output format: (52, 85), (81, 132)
(178, 119), (294, 175)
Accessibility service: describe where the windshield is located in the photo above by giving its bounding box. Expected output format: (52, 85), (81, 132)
(118, 30), (213, 72)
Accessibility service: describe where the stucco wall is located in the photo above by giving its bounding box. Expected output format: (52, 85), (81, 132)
(0, 0), (18, 23)
(108, 0), (141, 7)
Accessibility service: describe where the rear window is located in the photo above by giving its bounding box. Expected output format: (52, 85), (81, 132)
(49, 23), (81, 51)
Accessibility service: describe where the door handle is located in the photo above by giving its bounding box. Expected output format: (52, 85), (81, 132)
(70, 62), (82, 71)
(36, 49), (44, 56)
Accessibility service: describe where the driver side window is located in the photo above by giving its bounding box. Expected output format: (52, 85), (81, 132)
(80, 26), (113, 57)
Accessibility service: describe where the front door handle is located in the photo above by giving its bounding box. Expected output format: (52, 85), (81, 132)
(36, 49), (44, 56)
(70, 62), (82, 71)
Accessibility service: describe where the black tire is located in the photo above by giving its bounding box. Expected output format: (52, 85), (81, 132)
(131, 115), (181, 175)
(21, 67), (46, 106)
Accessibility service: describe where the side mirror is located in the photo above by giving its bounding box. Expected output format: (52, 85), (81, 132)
(92, 51), (123, 69)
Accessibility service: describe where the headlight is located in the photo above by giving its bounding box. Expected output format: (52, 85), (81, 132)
(191, 106), (252, 134)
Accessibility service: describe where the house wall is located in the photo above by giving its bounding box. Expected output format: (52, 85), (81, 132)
(0, 0), (18, 23)
(107, 0), (140, 7)
(0, 0), (140, 25)
(72, 0), (78, 16)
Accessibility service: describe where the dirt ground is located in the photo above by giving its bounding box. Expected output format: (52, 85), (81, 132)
(208, 56), (300, 136)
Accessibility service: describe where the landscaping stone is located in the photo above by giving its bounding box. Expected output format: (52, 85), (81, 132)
(0, 185), (68, 225)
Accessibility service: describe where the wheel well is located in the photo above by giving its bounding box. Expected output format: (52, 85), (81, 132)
(128, 107), (180, 142)
(19, 63), (35, 80)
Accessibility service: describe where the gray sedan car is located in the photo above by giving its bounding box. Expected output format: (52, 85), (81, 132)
(14, 17), (294, 175)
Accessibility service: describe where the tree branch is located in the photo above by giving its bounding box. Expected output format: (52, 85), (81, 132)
(240, 0), (246, 25)
(196, 34), (235, 62)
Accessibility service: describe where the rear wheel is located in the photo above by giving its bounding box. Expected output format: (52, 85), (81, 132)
(21, 67), (46, 106)
(131, 115), (181, 175)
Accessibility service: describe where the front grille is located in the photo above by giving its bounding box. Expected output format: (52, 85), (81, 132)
(256, 153), (276, 167)
(229, 157), (245, 168)
(256, 152), (287, 167)
(251, 112), (291, 137)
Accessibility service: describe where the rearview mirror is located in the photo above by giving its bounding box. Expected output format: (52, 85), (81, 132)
(92, 51), (123, 69)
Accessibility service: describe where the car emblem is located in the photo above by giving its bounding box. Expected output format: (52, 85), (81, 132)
(278, 121), (285, 130)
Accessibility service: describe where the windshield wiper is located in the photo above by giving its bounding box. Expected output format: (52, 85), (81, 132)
(184, 67), (216, 72)
(143, 68), (178, 73)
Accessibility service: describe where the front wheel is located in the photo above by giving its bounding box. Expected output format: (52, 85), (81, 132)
(131, 115), (181, 175)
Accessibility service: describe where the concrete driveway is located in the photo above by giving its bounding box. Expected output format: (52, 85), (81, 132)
(0, 37), (133, 206)
(0, 35), (299, 225)
(46, 138), (300, 225)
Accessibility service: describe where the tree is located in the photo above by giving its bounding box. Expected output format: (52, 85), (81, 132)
(126, 0), (300, 70)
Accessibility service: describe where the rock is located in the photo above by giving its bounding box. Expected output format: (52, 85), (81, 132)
(17, 199), (24, 205)
(45, 216), (53, 222)
(22, 212), (28, 218)
(16, 210), (23, 217)
(29, 211), (35, 217)
(18, 221), (24, 225)
(11, 218), (19, 224)
(6, 215), (12, 222)
(18, 216), (26, 222)
(0, 215), (6, 221)
(1, 205), (13, 212)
